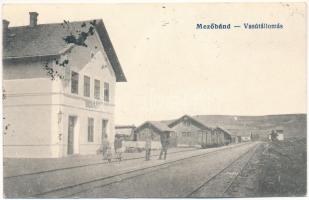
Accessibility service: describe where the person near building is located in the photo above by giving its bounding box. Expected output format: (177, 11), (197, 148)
(101, 134), (109, 160)
(114, 135), (123, 161)
(145, 137), (152, 161)
(106, 146), (112, 163)
(159, 133), (169, 160)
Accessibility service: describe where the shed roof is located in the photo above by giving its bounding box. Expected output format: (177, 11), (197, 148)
(115, 125), (136, 129)
(135, 121), (174, 133)
(3, 19), (126, 82)
(168, 115), (212, 130)
(215, 126), (232, 136)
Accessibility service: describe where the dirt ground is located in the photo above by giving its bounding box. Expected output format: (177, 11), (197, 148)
(226, 138), (307, 197)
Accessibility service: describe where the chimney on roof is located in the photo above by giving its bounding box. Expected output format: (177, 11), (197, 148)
(29, 12), (38, 27)
(3, 20), (9, 45)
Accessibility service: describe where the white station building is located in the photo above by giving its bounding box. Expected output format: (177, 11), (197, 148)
(3, 13), (127, 158)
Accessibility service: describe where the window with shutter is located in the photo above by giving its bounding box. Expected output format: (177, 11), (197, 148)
(104, 82), (109, 102)
(84, 76), (90, 97)
(71, 71), (79, 94)
(94, 79), (100, 99)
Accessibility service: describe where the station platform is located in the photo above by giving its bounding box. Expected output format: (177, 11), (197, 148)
(4, 147), (197, 178)
(4, 143), (247, 198)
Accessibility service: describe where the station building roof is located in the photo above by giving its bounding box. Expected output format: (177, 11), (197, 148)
(3, 17), (126, 82)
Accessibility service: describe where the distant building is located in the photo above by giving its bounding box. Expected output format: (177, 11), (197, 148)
(136, 115), (232, 148)
(135, 121), (174, 146)
(229, 129), (253, 143)
(3, 13), (127, 158)
(214, 127), (232, 145)
(115, 125), (136, 141)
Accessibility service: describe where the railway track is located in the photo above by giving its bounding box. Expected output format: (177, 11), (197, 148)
(221, 144), (260, 195)
(28, 143), (253, 198)
(187, 142), (260, 197)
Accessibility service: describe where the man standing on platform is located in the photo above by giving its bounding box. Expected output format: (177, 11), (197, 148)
(159, 133), (169, 160)
(101, 134), (110, 160)
(114, 135), (123, 161)
(145, 136), (152, 161)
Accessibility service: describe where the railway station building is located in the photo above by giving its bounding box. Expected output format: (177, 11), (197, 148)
(3, 13), (126, 158)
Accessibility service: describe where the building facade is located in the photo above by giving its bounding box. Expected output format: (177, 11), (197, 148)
(231, 135), (242, 143)
(3, 13), (126, 158)
(135, 121), (175, 148)
(168, 115), (213, 147)
(213, 127), (232, 145)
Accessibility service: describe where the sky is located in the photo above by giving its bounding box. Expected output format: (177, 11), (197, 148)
(2, 3), (307, 125)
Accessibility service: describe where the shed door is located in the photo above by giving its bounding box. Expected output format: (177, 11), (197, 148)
(68, 116), (76, 155)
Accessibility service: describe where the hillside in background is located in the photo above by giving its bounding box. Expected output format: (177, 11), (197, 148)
(193, 114), (307, 138)
(160, 114), (306, 139)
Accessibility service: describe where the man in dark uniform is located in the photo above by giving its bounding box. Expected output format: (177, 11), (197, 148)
(114, 135), (123, 161)
(159, 133), (169, 160)
(101, 134), (110, 160)
(145, 137), (152, 161)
